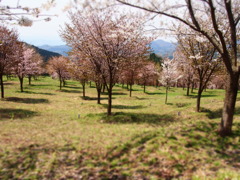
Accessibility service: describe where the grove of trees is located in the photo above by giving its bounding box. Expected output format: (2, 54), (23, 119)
(1, 0), (239, 138)
(114, 0), (240, 137)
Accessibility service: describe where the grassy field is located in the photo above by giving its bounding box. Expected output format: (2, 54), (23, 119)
(0, 76), (240, 179)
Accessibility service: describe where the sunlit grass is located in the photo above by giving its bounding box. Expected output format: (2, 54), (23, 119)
(0, 76), (240, 179)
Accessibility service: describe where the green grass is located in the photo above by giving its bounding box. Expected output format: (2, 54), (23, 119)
(0, 76), (240, 179)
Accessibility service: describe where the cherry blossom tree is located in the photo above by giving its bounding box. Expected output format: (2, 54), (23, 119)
(26, 51), (44, 85)
(114, 0), (240, 136)
(13, 44), (43, 92)
(61, 9), (151, 115)
(138, 60), (158, 93)
(120, 57), (146, 97)
(160, 58), (180, 104)
(68, 54), (90, 98)
(176, 33), (222, 112)
(174, 48), (194, 96)
(0, 25), (19, 98)
(47, 56), (70, 90)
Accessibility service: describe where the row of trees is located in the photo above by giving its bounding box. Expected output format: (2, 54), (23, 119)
(2, 0), (238, 136)
(60, 10), (154, 115)
(0, 26), (44, 98)
(0, 18), (225, 119)
(43, 9), (224, 117)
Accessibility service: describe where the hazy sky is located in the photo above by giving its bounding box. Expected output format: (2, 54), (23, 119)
(3, 0), (175, 46)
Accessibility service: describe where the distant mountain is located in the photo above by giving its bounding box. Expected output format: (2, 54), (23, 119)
(150, 40), (176, 58)
(38, 45), (71, 56)
(29, 45), (61, 62)
(37, 39), (176, 58)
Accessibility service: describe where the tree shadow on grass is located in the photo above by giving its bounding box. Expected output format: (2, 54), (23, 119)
(0, 143), (79, 179)
(64, 85), (81, 89)
(59, 89), (81, 93)
(101, 104), (146, 110)
(179, 120), (240, 170)
(20, 90), (55, 96)
(106, 131), (159, 160)
(5, 97), (49, 104)
(186, 94), (217, 99)
(135, 97), (149, 100)
(202, 106), (240, 119)
(29, 84), (51, 87)
(3, 82), (14, 86)
(81, 96), (109, 101)
(145, 92), (163, 95)
(101, 92), (127, 96)
(86, 112), (176, 125)
(0, 108), (38, 119)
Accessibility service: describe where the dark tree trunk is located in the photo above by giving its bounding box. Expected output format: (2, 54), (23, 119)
(96, 82), (102, 104)
(90, 81), (92, 88)
(28, 76), (32, 85)
(219, 72), (239, 136)
(143, 83), (146, 93)
(186, 81), (190, 96)
(97, 88), (101, 104)
(6, 75), (11, 80)
(127, 84), (129, 90)
(0, 74), (4, 98)
(191, 81), (194, 93)
(63, 80), (66, 87)
(107, 86), (113, 116)
(196, 79), (204, 112)
(102, 84), (106, 93)
(82, 82), (86, 98)
(19, 76), (24, 92)
(196, 88), (203, 112)
(165, 86), (168, 104)
(129, 84), (132, 97)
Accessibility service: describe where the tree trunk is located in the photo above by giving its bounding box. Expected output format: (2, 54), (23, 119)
(97, 88), (101, 104)
(186, 82), (190, 96)
(107, 86), (112, 116)
(143, 83), (146, 93)
(102, 84), (106, 93)
(28, 76), (32, 85)
(0, 74), (4, 98)
(127, 84), (129, 90)
(90, 81), (92, 88)
(19, 76), (24, 92)
(219, 72), (239, 136)
(82, 82), (86, 98)
(196, 88), (203, 112)
(129, 84), (132, 97)
(6, 75), (10, 80)
(191, 81), (194, 93)
(63, 79), (66, 87)
(165, 86), (168, 104)
(96, 82), (102, 104)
